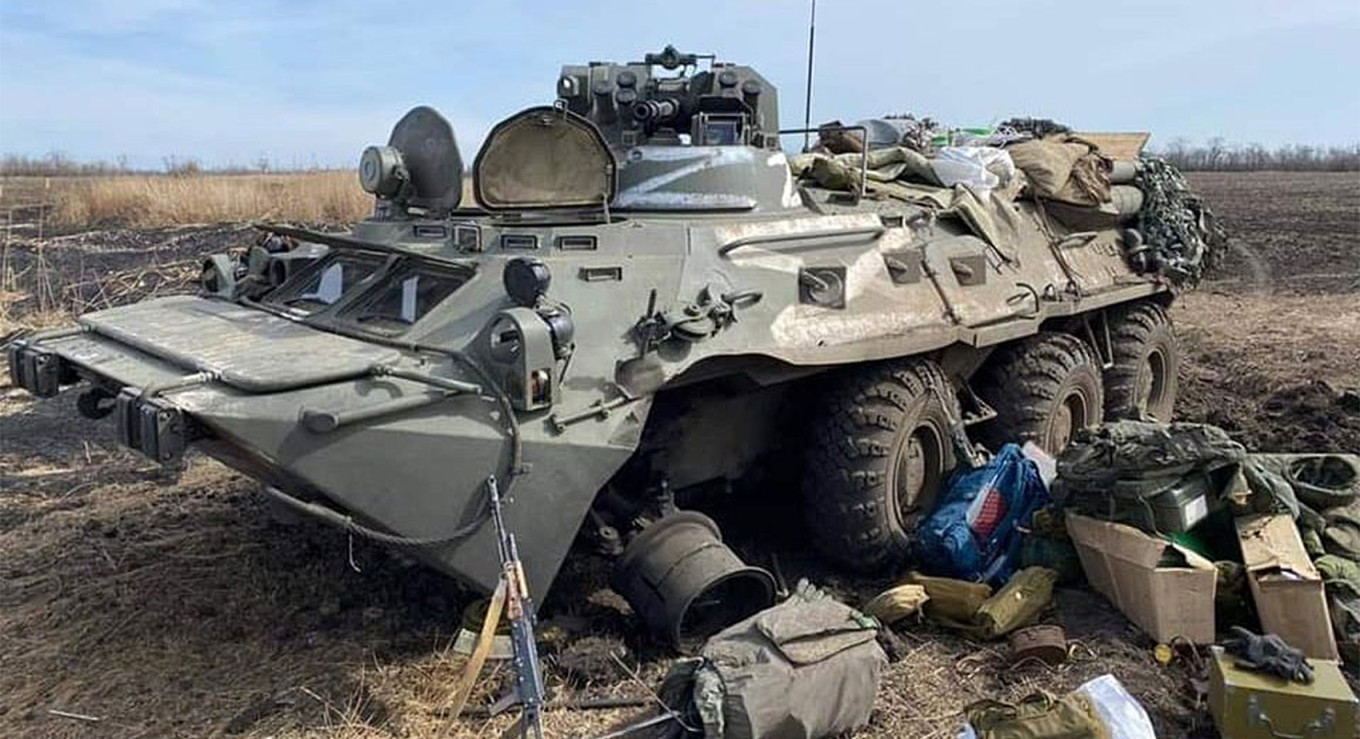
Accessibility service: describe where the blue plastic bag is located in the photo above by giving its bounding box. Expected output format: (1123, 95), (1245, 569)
(914, 444), (1049, 586)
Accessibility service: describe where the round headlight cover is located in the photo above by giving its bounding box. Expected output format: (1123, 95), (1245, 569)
(358, 145), (406, 197)
(503, 257), (551, 307)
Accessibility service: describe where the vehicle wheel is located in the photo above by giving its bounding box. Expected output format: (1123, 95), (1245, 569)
(977, 332), (1104, 453)
(804, 358), (960, 570)
(1104, 302), (1179, 422)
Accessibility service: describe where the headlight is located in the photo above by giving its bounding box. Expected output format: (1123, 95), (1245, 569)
(358, 145), (407, 197)
(199, 254), (238, 297)
(503, 257), (552, 307)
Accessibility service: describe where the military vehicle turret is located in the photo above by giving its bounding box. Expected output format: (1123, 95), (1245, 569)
(8, 47), (1183, 648)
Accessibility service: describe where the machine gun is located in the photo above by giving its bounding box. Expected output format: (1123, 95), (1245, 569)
(488, 475), (546, 739)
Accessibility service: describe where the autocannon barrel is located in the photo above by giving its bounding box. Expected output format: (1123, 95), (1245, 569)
(632, 98), (680, 124)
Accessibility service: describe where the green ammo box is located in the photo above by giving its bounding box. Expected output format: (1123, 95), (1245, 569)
(1209, 646), (1358, 739)
(1110, 464), (1240, 534)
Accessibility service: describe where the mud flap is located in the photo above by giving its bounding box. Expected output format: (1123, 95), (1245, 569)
(115, 387), (191, 466)
(7, 342), (66, 398)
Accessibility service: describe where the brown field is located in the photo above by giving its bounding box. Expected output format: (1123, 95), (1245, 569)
(1, 172), (372, 232)
(0, 172), (1357, 738)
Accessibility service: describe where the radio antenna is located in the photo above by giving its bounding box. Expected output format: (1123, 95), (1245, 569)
(801, 0), (817, 151)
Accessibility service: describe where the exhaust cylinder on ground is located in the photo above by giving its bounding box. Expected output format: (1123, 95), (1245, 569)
(611, 511), (776, 651)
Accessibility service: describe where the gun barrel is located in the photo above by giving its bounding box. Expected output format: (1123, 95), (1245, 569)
(487, 475), (514, 563)
(632, 98), (679, 123)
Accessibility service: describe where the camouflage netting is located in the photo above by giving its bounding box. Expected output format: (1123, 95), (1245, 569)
(1133, 156), (1229, 287)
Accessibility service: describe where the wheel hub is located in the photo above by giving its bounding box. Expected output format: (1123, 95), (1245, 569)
(1049, 391), (1088, 452)
(893, 423), (945, 527)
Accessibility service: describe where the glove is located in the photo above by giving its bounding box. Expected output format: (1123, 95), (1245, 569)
(1223, 626), (1314, 683)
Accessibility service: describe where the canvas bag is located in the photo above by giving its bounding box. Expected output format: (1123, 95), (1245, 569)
(1007, 136), (1111, 205)
(965, 691), (1107, 739)
(685, 584), (886, 739)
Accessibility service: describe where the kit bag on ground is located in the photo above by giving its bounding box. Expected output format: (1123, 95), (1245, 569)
(665, 581), (886, 739)
(964, 691), (1106, 739)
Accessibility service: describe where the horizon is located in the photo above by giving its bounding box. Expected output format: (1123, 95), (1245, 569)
(2, 0), (1358, 170)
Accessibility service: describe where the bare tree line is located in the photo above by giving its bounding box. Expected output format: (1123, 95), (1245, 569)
(1156, 137), (1360, 171)
(6, 138), (1360, 176)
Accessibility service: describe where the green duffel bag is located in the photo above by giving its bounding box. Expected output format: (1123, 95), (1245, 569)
(965, 691), (1106, 739)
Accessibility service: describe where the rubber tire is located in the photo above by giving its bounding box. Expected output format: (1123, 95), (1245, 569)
(1104, 302), (1180, 422)
(977, 332), (1105, 454)
(804, 358), (961, 571)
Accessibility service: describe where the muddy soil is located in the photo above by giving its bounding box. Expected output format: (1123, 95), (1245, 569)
(1176, 171), (1360, 452)
(1188, 171), (1360, 295)
(1, 172), (1357, 738)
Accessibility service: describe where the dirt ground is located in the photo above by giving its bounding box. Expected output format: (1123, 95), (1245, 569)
(0, 171), (1357, 738)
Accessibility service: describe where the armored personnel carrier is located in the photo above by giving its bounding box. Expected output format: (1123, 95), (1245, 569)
(8, 47), (1183, 647)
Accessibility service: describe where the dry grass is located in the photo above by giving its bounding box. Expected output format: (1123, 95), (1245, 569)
(50, 172), (372, 228)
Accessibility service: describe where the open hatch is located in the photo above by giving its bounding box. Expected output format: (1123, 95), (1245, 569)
(473, 105), (617, 212)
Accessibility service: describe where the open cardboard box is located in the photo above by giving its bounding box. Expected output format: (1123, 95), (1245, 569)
(1066, 512), (1217, 644)
(1235, 513), (1339, 660)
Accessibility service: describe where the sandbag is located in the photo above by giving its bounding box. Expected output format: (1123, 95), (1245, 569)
(681, 581), (886, 739)
(915, 444), (1050, 585)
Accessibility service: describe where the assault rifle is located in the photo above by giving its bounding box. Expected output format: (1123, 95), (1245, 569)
(487, 475), (546, 739)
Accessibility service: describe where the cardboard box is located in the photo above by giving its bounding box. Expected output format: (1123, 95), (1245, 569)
(1066, 513), (1217, 644)
(1209, 645), (1357, 739)
(1235, 514), (1339, 660)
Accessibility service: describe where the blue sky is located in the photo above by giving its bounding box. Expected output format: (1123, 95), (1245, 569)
(1, 0), (1357, 169)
